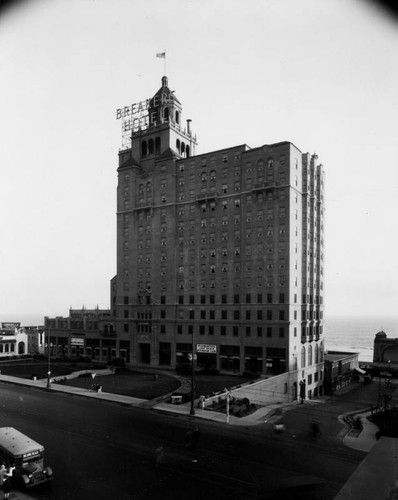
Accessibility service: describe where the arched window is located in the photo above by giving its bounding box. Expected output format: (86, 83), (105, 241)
(148, 139), (154, 155)
(138, 184), (144, 201)
(301, 346), (306, 368)
(146, 182), (152, 199)
(308, 345), (313, 366)
(267, 158), (274, 169)
(164, 107), (169, 121)
(176, 139), (181, 153)
(175, 110), (180, 124)
(181, 142), (185, 155)
(141, 141), (147, 157)
(186, 145), (190, 157)
(155, 137), (161, 154)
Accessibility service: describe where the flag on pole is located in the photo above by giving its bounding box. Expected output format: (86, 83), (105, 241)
(156, 52), (166, 58)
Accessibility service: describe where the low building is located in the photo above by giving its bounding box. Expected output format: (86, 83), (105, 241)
(44, 308), (120, 362)
(324, 350), (361, 395)
(21, 326), (45, 354)
(0, 322), (29, 358)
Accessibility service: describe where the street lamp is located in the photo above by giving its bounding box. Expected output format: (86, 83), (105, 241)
(46, 329), (52, 389)
(190, 331), (196, 416)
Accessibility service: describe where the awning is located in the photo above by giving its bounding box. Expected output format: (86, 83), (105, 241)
(355, 367), (366, 375)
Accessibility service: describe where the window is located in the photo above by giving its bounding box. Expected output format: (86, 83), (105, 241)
(301, 346), (306, 367)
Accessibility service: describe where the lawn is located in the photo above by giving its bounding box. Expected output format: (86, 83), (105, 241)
(60, 370), (181, 400)
(0, 360), (73, 379)
(0, 360), (253, 402)
(192, 373), (252, 399)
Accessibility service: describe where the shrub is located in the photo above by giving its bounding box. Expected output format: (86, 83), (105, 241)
(242, 371), (260, 380)
(197, 367), (220, 376)
(75, 356), (92, 363)
(107, 357), (126, 367)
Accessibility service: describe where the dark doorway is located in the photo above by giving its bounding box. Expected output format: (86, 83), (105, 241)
(139, 343), (151, 364)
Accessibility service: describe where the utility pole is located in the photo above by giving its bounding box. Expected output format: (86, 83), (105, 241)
(190, 332), (196, 416)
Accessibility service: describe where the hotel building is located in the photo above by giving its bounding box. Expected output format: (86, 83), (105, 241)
(46, 76), (325, 398)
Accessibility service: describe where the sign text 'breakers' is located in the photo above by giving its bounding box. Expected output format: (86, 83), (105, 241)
(116, 99), (151, 120)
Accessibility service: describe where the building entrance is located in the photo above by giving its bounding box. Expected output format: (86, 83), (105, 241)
(139, 343), (151, 364)
(197, 353), (216, 371)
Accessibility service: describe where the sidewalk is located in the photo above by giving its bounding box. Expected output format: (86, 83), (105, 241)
(0, 373), (376, 439)
(0, 373), (386, 500)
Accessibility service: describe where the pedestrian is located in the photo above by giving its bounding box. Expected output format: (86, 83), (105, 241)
(311, 419), (320, 438)
(192, 428), (201, 447)
(185, 431), (192, 448)
(3, 475), (11, 499)
(155, 446), (165, 465)
(0, 463), (6, 494)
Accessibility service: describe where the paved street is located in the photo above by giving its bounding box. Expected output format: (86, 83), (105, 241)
(0, 378), (371, 500)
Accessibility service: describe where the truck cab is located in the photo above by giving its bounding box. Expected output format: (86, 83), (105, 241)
(0, 427), (53, 488)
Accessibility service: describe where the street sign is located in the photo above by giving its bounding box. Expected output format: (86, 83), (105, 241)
(197, 344), (217, 354)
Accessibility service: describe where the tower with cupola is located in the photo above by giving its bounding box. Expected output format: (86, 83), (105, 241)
(129, 76), (197, 165)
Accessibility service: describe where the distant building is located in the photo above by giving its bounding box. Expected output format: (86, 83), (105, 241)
(323, 350), (361, 394)
(0, 322), (29, 357)
(22, 326), (45, 355)
(373, 331), (398, 364)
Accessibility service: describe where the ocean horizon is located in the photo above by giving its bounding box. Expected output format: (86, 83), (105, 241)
(324, 315), (398, 362)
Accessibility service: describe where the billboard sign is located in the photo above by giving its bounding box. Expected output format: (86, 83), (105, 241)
(196, 344), (217, 354)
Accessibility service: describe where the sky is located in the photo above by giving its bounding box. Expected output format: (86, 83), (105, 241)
(0, 0), (397, 325)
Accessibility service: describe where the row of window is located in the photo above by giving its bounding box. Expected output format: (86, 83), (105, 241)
(158, 309), (293, 321)
(159, 323), (289, 338)
(301, 344), (323, 366)
(177, 156), (297, 172)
